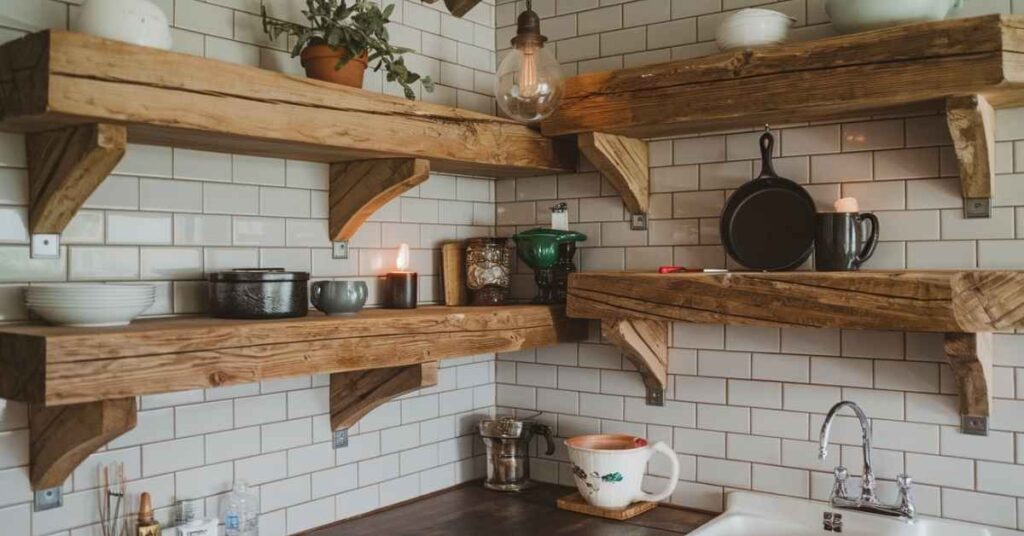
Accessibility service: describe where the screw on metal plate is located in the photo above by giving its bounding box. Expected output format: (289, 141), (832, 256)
(30, 234), (60, 259)
(629, 213), (648, 231)
(962, 415), (988, 436)
(333, 428), (350, 448)
(964, 198), (991, 219)
(34, 487), (62, 512)
(332, 240), (349, 259)
(645, 387), (664, 406)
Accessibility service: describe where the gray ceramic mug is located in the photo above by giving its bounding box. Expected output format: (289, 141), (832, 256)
(311, 280), (367, 315)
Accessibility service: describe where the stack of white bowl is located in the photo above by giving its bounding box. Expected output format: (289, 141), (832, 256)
(26, 284), (156, 327)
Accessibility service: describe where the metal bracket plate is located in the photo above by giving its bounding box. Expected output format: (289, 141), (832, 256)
(30, 234), (60, 259)
(645, 387), (664, 406)
(964, 198), (991, 219)
(332, 240), (349, 259)
(34, 487), (62, 512)
(333, 428), (350, 448)
(630, 213), (648, 231)
(961, 415), (988, 436)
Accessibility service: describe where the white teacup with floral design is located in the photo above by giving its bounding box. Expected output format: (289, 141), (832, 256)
(565, 434), (680, 510)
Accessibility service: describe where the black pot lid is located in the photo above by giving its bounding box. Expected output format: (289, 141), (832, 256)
(209, 268), (310, 282)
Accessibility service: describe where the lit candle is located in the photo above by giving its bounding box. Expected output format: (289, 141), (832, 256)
(833, 197), (860, 213)
(385, 243), (417, 309)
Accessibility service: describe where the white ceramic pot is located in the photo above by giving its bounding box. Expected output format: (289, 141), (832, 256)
(716, 8), (796, 51)
(565, 434), (680, 510)
(75, 0), (172, 50)
(825, 0), (963, 34)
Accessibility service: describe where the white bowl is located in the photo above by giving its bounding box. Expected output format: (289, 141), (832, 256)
(75, 0), (173, 50)
(825, 0), (962, 34)
(716, 9), (796, 51)
(27, 300), (154, 327)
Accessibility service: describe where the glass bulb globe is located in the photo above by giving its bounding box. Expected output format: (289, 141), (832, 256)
(495, 38), (563, 123)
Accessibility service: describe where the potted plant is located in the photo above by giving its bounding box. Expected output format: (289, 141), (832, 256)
(261, 0), (434, 99)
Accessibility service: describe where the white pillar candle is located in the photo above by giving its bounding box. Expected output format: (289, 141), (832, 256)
(834, 197), (860, 213)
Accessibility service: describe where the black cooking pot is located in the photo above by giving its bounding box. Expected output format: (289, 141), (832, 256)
(208, 268), (309, 319)
(720, 130), (817, 271)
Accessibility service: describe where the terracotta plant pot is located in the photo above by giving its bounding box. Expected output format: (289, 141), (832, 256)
(300, 44), (368, 88)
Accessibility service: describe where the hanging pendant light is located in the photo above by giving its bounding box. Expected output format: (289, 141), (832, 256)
(494, 0), (563, 123)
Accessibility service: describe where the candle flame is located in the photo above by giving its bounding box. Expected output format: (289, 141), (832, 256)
(396, 243), (410, 271)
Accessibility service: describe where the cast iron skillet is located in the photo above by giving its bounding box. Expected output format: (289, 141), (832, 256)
(720, 129), (816, 271)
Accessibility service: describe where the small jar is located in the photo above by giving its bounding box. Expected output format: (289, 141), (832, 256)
(465, 237), (512, 305)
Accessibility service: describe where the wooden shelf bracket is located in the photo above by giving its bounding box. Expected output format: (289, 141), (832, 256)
(947, 94), (995, 219)
(29, 398), (137, 491)
(601, 318), (668, 405)
(329, 362), (439, 433)
(945, 332), (993, 435)
(578, 133), (649, 229)
(329, 158), (430, 242)
(25, 123), (126, 257)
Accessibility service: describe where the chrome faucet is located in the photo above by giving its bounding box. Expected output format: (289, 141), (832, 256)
(818, 401), (916, 520)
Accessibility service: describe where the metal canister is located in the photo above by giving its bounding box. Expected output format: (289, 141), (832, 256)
(479, 415), (555, 492)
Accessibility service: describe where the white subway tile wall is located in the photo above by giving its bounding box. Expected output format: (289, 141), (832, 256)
(0, 0), (497, 535)
(493, 0), (1024, 533)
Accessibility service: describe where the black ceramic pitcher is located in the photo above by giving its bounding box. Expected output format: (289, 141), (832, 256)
(814, 212), (879, 271)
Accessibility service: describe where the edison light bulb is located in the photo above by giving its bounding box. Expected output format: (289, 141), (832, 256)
(495, 1), (563, 123)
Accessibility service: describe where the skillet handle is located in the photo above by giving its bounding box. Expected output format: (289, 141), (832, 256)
(757, 131), (778, 180)
(853, 212), (879, 269)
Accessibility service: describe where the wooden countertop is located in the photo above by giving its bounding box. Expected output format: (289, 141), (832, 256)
(306, 483), (714, 536)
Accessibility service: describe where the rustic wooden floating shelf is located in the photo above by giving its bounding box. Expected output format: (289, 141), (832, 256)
(0, 305), (586, 490)
(0, 30), (577, 245)
(568, 271), (1024, 436)
(543, 15), (1024, 218)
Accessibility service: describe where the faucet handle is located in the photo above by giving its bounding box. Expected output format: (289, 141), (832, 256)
(896, 473), (916, 519)
(831, 466), (849, 500)
(897, 473), (912, 490)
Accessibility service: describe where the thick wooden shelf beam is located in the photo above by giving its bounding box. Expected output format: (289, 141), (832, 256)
(0, 30), (575, 177)
(542, 15), (1024, 218)
(30, 398), (136, 490)
(0, 305), (586, 406)
(542, 16), (1024, 139)
(578, 132), (649, 216)
(330, 158), (430, 241)
(947, 94), (996, 218)
(330, 362), (438, 430)
(601, 318), (667, 405)
(26, 123), (125, 234)
(568, 271), (1024, 434)
(568, 271), (1024, 333)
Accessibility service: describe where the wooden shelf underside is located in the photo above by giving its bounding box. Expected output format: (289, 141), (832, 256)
(0, 305), (586, 490)
(543, 15), (1024, 218)
(568, 270), (1024, 435)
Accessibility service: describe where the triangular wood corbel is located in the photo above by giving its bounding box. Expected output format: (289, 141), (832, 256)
(578, 132), (649, 220)
(329, 362), (439, 431)
(26, 123), (127, 234)
(946, 94), (995, 219)
(329, 158), (430, 241)
(945, 332), (993, 435)
(601, 318), (667, 406)
(29, 398), (137, 490)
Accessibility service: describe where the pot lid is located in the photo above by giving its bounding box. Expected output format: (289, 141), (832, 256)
(209, 268), (310, 282)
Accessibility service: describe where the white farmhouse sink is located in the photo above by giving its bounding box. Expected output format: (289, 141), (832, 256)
(690, 491), (994, 536)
